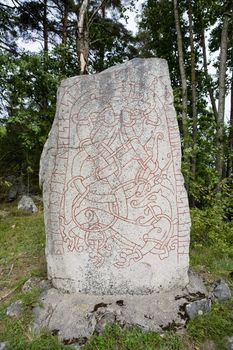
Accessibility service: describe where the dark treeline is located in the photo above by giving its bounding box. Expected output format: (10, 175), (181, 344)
(0, 0), (232, 211)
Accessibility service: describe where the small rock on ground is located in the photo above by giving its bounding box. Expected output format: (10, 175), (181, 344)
(6, 300), (23, 318)
(18, 195), (38, 213)
(185, 298), (211, 320)
(22, 277), (41, 292)
(8, 177), (25, 202)
(226, 336), (233, 350)
(212, 279), (231, 301)
(186, 270), (208, 296)
(0, 342), (8, 350)
(200, 340), (216, 350)
(22, 277), (50, 292)
(69, 345), (82, 350)
(0, 210), (9, 218)
(95, 312), (116, 334)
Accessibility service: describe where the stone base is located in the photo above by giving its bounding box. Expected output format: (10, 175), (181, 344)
(32, 271), (208, 344)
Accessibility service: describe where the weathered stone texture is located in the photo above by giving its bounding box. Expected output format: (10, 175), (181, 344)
(18, 195), (38, 213)
(40, 58), (190, 294)
(32, 287), (188, 340)
(212, 279), (231, 301)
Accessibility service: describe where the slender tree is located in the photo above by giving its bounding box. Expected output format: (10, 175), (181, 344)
(200, 25), (218, 123)
(227, 47), (233, 178)
(188, 0), (197, 181)
(76, 0), (89, 74)
(62, 0), (69, 45)
(173, 0), (188, 146)
(43, 0), (48, 52)
(216, 4), (232, 177)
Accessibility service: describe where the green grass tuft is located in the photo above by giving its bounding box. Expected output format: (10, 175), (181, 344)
(84, 324), (182, 350)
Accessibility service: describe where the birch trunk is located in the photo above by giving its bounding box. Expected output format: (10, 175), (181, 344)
(42, 0), (48, 111)
(216, 12), (230, 177)
(173, 0), (188, 147)
(227, 48), (233, 178)
(77, 0), (89, 74)
(201, 27), (218, 123)
(188, 0), (197, 182)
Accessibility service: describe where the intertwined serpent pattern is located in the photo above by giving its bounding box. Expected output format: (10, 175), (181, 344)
(46, 65), (190, 269)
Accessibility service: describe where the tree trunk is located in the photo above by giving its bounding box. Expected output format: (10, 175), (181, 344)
(227, 48), (233, 178)
(188, 0), (197, 207)
(173, 0), (188, 147)
(42, 0), (48, 111)
(43, 0), (48, 53)
(62, 0), (69, 45)
(98, 6), (106, 72)
(76, 0), (89, 74)
(188, 0), (197, 181)
(216, 11), (230, 177)
(200, 26), (218, 123)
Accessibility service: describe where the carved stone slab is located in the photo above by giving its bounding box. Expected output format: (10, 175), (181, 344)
(40, 58), (190, 294)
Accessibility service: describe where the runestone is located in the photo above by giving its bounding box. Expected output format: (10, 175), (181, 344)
(40, 58), (190, 294)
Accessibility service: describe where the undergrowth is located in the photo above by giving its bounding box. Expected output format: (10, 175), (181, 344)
(190, 202), (233, 281)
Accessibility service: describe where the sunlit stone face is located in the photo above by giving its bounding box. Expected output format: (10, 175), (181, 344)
(40, 58), (190, 294)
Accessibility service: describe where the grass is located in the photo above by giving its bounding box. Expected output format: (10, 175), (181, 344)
(83, 325), (183, 350)
(190, 245), (233, 283)
(0, 202), (46, 301)
(187, 298), (233, 349)
(0, 202), (233, 349)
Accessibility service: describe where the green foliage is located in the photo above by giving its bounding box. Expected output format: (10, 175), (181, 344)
(90, 16), (138, 73)
(138, 0), (180, 85)
(190, 195), (233, 278)
(0, 46), (79, 191)
(190, 200), (233, 248)
(182, 112), (221, 206)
